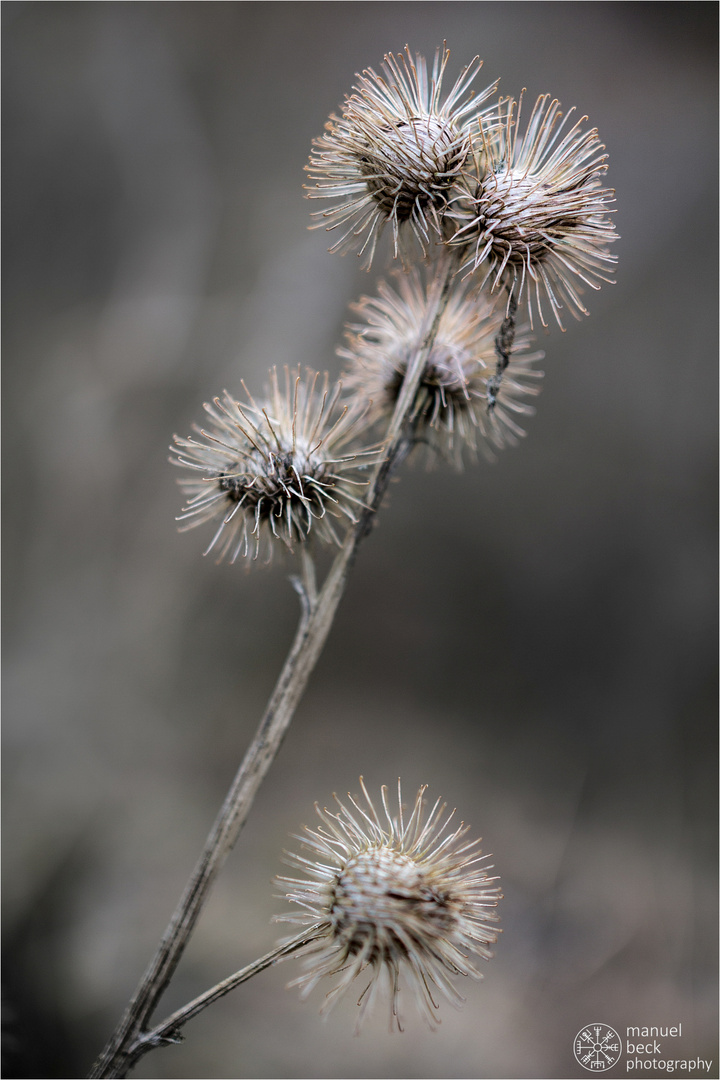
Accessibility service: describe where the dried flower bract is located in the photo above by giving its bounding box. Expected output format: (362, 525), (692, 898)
(172, 368), (376, 563)
(306, 45), (498, 268)
(449, 92), (617, 329)
(339, 270), (543, 462)
(276, 779), (501, 1030)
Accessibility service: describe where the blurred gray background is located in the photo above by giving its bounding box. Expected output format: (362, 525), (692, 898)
(2, 3), (717, 1078)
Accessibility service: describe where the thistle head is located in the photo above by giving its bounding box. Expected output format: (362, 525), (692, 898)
(306, 45), (498, 267)
(171, 367), (377, 564)
(275, 779), (502, 1031)
(449, 92), (617, 329)
(339, 270), (543, 463)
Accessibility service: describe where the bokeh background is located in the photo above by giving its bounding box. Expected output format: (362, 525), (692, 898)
(3, 3), (717, 1078)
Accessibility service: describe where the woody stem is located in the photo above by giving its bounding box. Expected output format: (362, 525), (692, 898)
(88, 250), (459, 1079)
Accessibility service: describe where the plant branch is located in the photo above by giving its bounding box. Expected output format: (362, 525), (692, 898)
(88, 250), (459, 1080)
(125, 929), (318, 1068)
(487, 286), (517, 409)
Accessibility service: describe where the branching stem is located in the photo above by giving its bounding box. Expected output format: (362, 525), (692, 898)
(119, 930), (318, 1071)
(88, 250), (459, 1079)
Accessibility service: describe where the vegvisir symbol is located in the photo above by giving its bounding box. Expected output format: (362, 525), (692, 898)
(574, 1023), (622, 1072)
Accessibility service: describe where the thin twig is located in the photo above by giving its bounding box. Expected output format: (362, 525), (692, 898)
(88, 250), (459, 1079)
(487, 286), (517, 410)
(121, 930), (317, 1070)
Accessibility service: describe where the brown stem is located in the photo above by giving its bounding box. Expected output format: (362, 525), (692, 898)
(88, 251), (458, 1079)
(111, 930), (318, 1073)
(487, 286), (517, 410)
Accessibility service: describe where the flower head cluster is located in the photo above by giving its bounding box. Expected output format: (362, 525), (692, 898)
(276, 779), (501, 1031)
(171, 368), (376, 563)
(339, 270), (543, 463)
(308, 48), (617, 326)
(306, 45), (498, 267)
(449, 93), (617, 328)
(173, 46), (617, 572)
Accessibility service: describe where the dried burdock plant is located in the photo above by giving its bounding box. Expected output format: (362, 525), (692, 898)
(339, 270), (544, 464)
(172, 368), (378, 563)
(90, 44), (616, 1079)
(306, 44), (498, 267)
(276, 779), (501, 1031)
(448, 92), (617, 329)
(104, 780), (499, 1057)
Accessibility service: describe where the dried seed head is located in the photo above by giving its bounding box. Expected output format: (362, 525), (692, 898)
(339, 270), (543, 463)
(449, 93), (618, 329)
(171, 368), (377, 564)
(275, 779), (502, 1031)
(306, 45), (498, 268)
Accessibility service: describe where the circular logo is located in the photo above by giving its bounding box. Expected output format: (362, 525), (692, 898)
(574, 1023), (622, 1072)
